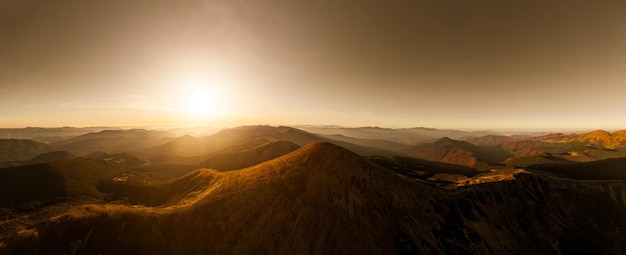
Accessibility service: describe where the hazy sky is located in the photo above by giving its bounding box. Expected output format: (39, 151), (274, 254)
(1, 0), (625, 130)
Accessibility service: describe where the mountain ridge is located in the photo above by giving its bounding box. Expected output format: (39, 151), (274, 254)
(412, 137), (511, 168)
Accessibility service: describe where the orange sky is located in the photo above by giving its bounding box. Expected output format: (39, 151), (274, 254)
(1, 0), (625, 130)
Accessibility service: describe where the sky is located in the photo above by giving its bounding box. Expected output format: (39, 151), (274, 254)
(1, 0), (625, 130)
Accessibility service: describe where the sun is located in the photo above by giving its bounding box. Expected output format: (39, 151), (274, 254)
(179, 77), (224, 118)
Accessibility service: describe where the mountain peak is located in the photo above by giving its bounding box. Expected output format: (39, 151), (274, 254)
(235, 141), (376, 184)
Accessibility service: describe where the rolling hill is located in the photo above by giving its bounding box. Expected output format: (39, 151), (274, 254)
(411, 137), (511, 169)
(0, 158), (132, 211)
(298, 126), (500, 145)
(0, 127), (106, 143)
(201, 140), (300, 171)
(0, 139), (55, 162)
(0, 151), (76, 168)
(529, 156), (626, 180)
(143, 126), (321, 157)
(534, 130), (626, 149)
(52, 129), (176, 155)
(145, 125), (396, 157)
(368, 155), (479, 179)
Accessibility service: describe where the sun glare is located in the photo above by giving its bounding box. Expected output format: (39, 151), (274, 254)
(179, 76), (225, 118)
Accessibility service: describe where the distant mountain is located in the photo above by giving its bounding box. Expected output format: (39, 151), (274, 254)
(144, 126), (318, 156)
(27, 151), (76, 163)
(52, 129), (176, 155)
(5, 142), (626, 254)
(319, 134), (411, 155)
(464, 132), (626, 162)
(201, 140), (300, 171)
(299, 125), (500, 145)
(411, 137), (511, 169)
(0, 151), (76, 168)
(145, 125), (396, 157)
(79, 152), (148, 168)
(0, 127), (106, 143)
(463, 135), (573, 157)
(504, 154), (575, 168)
(501, 140), (566, 157)
(462, 135), (521, 146)
(0, 139), (56, 161)
(534, 130), (626, 149)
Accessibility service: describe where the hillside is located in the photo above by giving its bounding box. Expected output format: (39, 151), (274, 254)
(529, 156), (626, 180)
(535, 130), (626, 149)
(368, 155), (479, 179)
(320, 134), (411, 155)
(145, 125), (396, 157)
(144, 126), (321, 156)
(0, 158), (131, 210)
(504, 154), (575, 168)
(0, 151), (76, 168)
(53, 129), (175, 155)
(201, 140), (300, 171)
(464, 133), (626, 162)
(299, 126), (500, 145)
(411, 137), (511, 169)
(0, 127), (106, 143)
(0, 139), (55, 162)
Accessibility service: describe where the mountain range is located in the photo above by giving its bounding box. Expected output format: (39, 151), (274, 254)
(1, 125), (626, 254)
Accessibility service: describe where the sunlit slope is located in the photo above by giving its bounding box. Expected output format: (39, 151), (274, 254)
(464, 131), (626, 163)
(535, 130), (626, 149)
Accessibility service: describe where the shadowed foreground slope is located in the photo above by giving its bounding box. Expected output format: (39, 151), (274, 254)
(3, 143), (626, 254)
